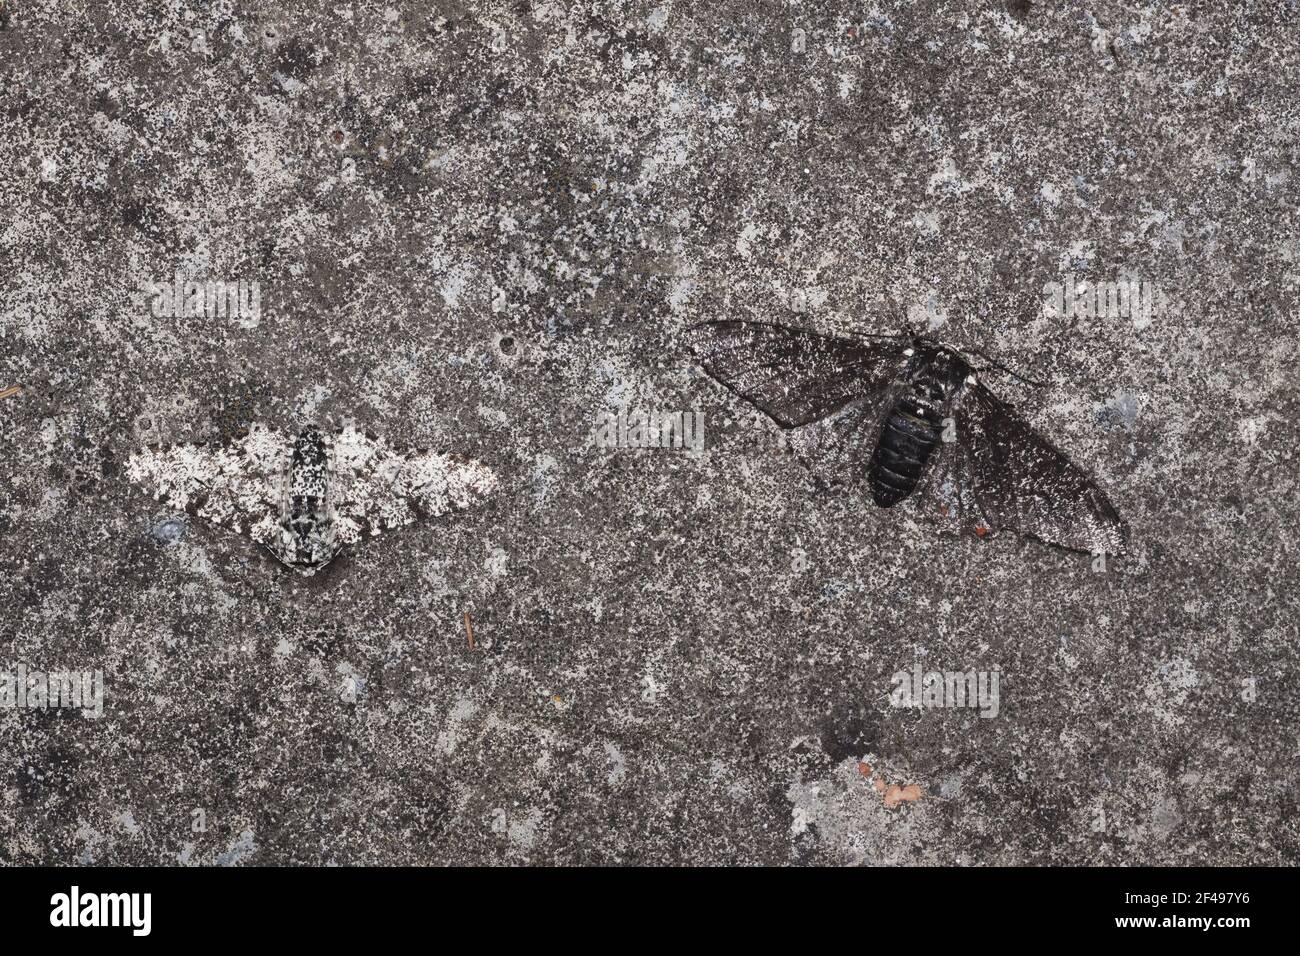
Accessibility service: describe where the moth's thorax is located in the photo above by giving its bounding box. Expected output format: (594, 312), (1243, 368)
(902, 341), (973, 414)
(289, 428), (331, 497)
(278, 427), (339, 573)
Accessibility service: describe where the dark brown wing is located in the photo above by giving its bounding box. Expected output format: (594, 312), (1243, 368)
(954, 383), (1127, 554)
(685, 320), (905, 427)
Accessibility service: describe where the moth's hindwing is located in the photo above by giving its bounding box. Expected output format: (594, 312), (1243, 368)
(952, 384), (1127, 554)
(785, 384), (903, 490)
(911, 417), (988, 538)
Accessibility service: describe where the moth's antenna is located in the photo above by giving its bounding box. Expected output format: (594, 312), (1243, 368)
(969, 350), (1047, 388)
(851, 329), (909, 342)
(324, 299), (434, 430)
(949, 291), (1047, 388)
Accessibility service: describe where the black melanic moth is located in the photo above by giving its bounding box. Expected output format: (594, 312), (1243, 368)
(687, 320), (1126, 555)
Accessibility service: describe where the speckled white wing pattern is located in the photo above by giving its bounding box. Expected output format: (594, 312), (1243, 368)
(328, 426), (498, 544)
(125, 425), (289, 549)
(127, 425), (497, 573)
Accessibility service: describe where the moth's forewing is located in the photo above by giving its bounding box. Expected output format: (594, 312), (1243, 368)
(397, 452), (498, 518)
(127, 428), (286, 545)
(686, 320), (906, 428)
(328, 427), (497, 544)
(329, 427), (419, 542)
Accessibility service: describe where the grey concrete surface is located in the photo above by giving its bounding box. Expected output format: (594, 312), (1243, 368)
(1, 0), (1297, 865)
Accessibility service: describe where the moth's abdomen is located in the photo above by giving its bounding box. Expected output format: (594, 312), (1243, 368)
(869, 397), (943, 507)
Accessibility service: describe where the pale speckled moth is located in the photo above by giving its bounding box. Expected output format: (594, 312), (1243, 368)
(127, 425), (497, 575)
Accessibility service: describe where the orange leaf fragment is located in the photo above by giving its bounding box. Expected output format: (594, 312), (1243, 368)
(883, 784), (925, 808)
